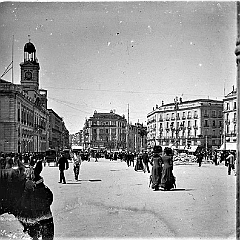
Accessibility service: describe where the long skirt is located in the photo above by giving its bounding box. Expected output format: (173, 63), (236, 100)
(160, 167), (175, 190)
(134, 159), (144, 171)
(151, 166), (162, 190)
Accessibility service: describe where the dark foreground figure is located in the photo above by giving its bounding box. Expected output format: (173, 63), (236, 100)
(0, 160), (54, 239)
(160, 147), (176, 191)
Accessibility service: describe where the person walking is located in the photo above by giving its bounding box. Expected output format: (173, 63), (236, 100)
(160, 147), (176, 191)
(142, 150), (150, 173)
(226, 151), (235, 175)
(73, 152), (81, 181)
(134, 152), (144, 171)
(57, 152), (69, 184)
(150, 146), (163, 191)
(196, 151), (204, 167)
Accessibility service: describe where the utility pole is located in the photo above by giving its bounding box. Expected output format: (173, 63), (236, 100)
(235, 2), (240, 237)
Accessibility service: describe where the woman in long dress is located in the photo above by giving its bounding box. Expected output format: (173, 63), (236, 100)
(160, 147), (175, 191)
(150, 146), (163, 191)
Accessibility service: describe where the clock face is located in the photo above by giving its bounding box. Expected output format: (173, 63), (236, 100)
(25, 71), (32, 80)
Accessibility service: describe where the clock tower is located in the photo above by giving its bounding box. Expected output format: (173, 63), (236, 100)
(20, 39), (40, 100)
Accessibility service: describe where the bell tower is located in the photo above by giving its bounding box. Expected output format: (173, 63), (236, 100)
(20, 37), (40, 100)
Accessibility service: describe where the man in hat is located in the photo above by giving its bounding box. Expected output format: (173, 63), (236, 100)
(57, 152), (69, 184)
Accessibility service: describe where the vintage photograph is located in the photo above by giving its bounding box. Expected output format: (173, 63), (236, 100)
(0, 2), (238, 239)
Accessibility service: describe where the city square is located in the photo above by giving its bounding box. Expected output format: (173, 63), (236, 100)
(0, 2), (240, 240)
(0, 158), (236, 239)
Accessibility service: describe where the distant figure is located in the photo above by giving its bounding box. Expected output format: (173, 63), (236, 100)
(150, 146), (163, 191)
(226, 151), (235, 175)
(134, 153), (144, 171)
(160, 148), (176, 191)
(95, 151), (99, 162)
(57, 153), (69, 184)
(196, 151), (204, 167)
(5, 154), (13, 169)
(142, 151), (150, 173)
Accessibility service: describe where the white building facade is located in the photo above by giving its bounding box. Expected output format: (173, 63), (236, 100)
(147, 98), (223, 151)
(222, 87), (237, 150)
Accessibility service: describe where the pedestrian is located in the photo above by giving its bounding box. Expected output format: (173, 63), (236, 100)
(196, 151), (204, 167)
(134, 152), (144, 171)
(226, 151), (235, 175)
(19, 160), (54, 239)
(57, 152), (69, 184)
(160, 147), (176, 191)
(150, 146), (163, 191)
(5, 153), (14, 169)
(213, 150), (218, 165)
(95, 152), (99, 162)
(109, 151), (113, 161)
(142, 150), (150, 173)
(73, 152), (81, 181)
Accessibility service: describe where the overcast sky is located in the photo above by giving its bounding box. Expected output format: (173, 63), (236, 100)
(0, 2), (237, 134)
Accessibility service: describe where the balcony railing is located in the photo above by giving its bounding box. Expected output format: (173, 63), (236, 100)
(193, 115), (198, 119)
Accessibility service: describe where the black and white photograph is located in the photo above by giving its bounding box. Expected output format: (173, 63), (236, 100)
(0, 1), (239, 239)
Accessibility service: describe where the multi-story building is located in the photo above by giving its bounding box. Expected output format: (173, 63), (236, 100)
(48, 109), (69, 151)
(69, 130), (83, 147)
(0, 40), (49, 153)
(0, 39), (69, 154)
(128, 123), (147, 152)
(222, 86), (237, 150)
(147, 98), (223, 151)
(83, 110), (127, 151)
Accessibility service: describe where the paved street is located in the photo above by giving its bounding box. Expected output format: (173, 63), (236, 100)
(0, 158), (236, 239)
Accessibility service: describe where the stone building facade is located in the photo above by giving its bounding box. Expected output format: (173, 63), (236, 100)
(83, 110), (127, 151)
(147, 98), (223, 151)
(0, 40), (49, 153)
(0, 39), (69, 153)
(222, 86), (237, 150)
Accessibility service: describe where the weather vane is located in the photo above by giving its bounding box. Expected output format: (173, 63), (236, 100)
(28, 34), (31, 42)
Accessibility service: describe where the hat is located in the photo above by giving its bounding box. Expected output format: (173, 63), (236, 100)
(152, 145), (162, 153)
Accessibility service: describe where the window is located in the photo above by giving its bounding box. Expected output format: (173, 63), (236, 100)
(212, 120), (215, 127)
(204, 120), (208, 127)
(234, 102), (237, 110)
(226, 103), (230, 110)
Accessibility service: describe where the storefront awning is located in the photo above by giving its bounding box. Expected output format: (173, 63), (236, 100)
(219, 142), (236, 151)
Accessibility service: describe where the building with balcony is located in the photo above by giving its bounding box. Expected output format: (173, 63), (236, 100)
(222, 86), (237, 150)
(147, 98), (223, 151)
(83, 110), (127, 151)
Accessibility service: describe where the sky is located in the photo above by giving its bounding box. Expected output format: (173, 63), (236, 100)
(0, 1), (237, 134)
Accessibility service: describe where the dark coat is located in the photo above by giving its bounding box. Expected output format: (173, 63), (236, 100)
(142, 152), (149, 163)
(58, 156), (69, 170)
(151, 153), (162, 189)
